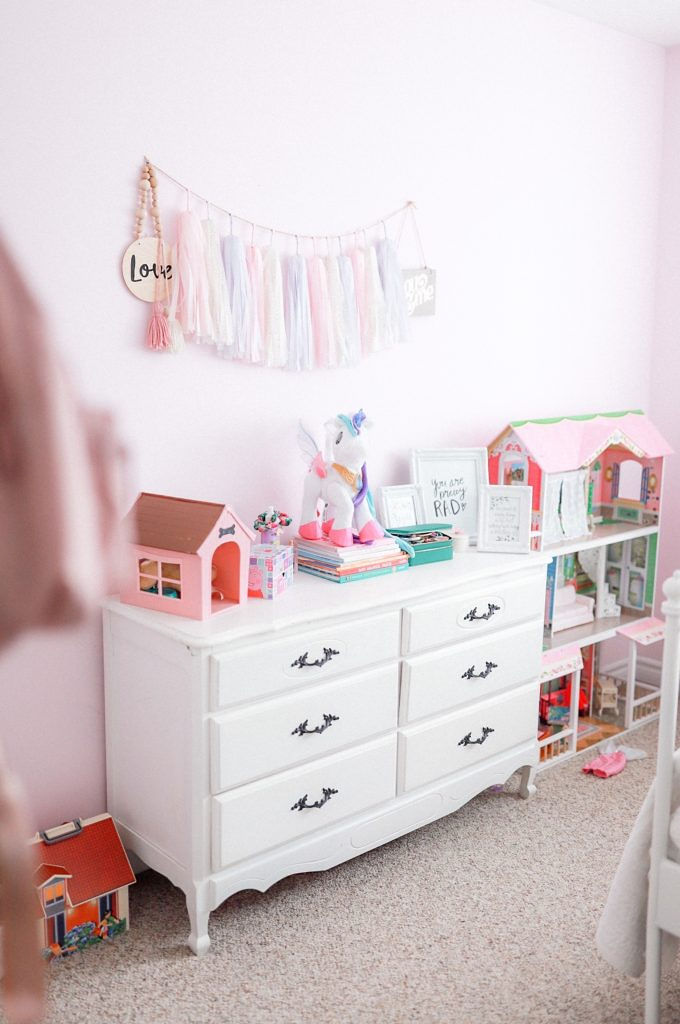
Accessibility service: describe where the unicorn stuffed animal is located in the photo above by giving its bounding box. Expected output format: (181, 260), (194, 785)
(297, 409), (384, 548)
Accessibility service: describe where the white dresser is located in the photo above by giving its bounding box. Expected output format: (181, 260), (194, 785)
(103, 551), (548, 954)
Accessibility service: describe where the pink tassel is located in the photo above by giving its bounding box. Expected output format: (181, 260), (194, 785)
(147, 301), (171, 351)
(307, 255), (332, 367)
(170, 211), (214, 340)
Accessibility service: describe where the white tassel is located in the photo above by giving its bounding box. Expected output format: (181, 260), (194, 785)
(337, 254), (361, 365)
(324, 254), (348, 367)
(202, 219), (234, 351)
(284, 254), (313, 371)
(221, 235), (250, 359)
(262, 246), (288, 367)
(246, 244), (264, 364)
(363, 244), (388, 352)
(168, 316), (186, 352)
(375, 238), (411, 346)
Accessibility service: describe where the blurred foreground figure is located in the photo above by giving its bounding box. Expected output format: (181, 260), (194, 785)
(0, 235), (127, 1021)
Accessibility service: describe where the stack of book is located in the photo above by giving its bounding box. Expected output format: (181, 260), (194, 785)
(294, 535), (409, 583)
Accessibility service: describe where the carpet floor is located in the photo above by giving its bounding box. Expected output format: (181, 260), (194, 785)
(36, 720), (680, 1024)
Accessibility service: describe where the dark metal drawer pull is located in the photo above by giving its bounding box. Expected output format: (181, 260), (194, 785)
(291, 787), (338, 811)
(464, 603), (500, 623)
(291, 713), (340, 737)
(461, 660), (498, 681)
(291, 647), (340, 669)
(458, 726), (495, 747)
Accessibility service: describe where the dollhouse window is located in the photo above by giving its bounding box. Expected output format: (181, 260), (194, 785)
(500, 452), (529, 486)
(618, 460), (643, 501)
(138, 558), (182, 599)
(44, 882), (64, 905)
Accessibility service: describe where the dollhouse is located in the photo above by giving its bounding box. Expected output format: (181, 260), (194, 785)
(121, 493), (255, 620)
(487, 410), (671, 549)
(31, 814), (135, 956)
(489, 411), (673, 768)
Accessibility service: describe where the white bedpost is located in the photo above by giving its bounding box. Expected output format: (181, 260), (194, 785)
(645, 571), (680, 1024)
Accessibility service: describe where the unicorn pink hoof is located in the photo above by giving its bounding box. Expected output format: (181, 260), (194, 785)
(329, 527), (353, 547)
(359, 520), (384, 542)
(299, 521), (322, 541)
(322, 519), (334, 536)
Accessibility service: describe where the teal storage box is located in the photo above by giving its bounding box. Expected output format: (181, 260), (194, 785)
(389, 524), (453, 566)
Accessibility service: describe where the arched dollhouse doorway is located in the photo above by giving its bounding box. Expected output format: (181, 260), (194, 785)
(211, 541), (241, 608)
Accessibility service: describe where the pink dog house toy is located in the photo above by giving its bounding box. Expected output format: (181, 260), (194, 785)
(121, 493), (255, 620)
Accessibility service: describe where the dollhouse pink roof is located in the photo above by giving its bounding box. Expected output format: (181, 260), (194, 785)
(32, 816), (135, 907)
(124, 493), (254, 553)
(493, 411), (672, 473)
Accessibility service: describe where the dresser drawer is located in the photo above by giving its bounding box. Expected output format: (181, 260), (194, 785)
(211, 611), (400, 709)
(210, 664), (399, 792)
(402, 619), (543, 723)
(402, 570), (545, 655)
(398, 681), (537, 793)
(212, 735), (397, 868)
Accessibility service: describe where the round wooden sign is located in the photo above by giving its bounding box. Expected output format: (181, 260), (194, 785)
(121, 236), (173, 302)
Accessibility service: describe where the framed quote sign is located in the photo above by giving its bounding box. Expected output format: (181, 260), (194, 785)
(379, 484), (425, 529)
(410, 448), (488, 542)
(477, 485), (532, 553)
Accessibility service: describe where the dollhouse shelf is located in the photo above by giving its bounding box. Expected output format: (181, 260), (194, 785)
(542, 522), (658, 559)
(544, 609), (646, 654)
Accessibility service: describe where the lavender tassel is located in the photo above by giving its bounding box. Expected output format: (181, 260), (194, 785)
(285, 254), (314, 371)
(221, 235), (250, 359)
(375, 238), (411, 346)
(363, 244), (388, 352)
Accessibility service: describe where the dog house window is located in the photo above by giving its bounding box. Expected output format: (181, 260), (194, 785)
(138, 558), (182, 599)
(44, 882), (64, 905)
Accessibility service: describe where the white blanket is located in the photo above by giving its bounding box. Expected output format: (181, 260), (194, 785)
(596, 750), (680, 977)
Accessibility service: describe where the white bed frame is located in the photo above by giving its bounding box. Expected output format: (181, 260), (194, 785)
(645, 571), (680, 1024)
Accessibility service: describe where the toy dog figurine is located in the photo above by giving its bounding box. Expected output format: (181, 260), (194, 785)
(297, 409), (384, 548)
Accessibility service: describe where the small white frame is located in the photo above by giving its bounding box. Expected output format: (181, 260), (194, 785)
(379, 484), (425, 529)
(477, 484), (532, 554)
(410, 448), (488, 542)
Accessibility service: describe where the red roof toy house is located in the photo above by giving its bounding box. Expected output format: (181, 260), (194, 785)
(120, 493), (256, 620)
(31, 814), (135, 958)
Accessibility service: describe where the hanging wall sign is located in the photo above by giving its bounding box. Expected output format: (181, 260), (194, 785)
(121, 236), (173, 302)
(403, 267), (436, 316)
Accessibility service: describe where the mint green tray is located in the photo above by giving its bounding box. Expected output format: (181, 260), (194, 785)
(389, 524), (453, 567)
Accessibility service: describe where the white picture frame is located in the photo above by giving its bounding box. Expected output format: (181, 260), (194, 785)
(410, 448), (489, 542)
(379, 484), (425, 529)
(477, 484), (532, 553)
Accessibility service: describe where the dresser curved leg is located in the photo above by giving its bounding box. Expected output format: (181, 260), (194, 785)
(186, 894), (211, 956)
(518, 764), (537, 799)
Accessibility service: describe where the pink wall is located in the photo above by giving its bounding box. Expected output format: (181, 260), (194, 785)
(651, 46), (680, 587)
(0, 0), (666, 828)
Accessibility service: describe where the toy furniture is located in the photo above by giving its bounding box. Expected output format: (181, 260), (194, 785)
(103, 550), (549, 953)
(488, 411), (671, 550)
(121, 493), (255, 620)
(595, 674), (619, 716)
(31, 814), (135, 956)
(551, 583), (595, 633)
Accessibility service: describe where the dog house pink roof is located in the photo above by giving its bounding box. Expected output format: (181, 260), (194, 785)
(121, 493), (255, 620)
(492, 411), (672, 472)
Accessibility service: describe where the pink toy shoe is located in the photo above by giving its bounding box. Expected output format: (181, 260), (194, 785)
(322, 519), (334, 536)
(582, 751), (627, 778)
(299, 521), (322, 541)
(329, 527), (353, 547)
(358, 520), (384, 543)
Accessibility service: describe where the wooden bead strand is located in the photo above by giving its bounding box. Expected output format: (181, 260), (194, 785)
(134, 160), (163, 241)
